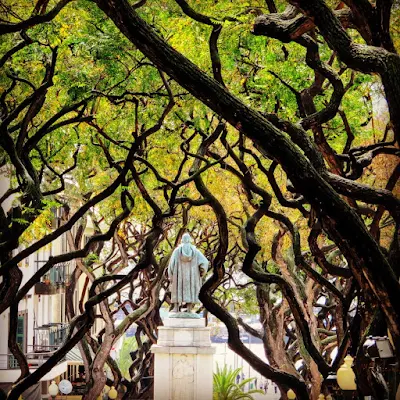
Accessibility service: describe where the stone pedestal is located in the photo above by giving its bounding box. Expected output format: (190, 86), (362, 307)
(152, 317), (215, 400)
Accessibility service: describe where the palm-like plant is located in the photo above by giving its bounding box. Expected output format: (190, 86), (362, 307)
(213, 365), (264, 400)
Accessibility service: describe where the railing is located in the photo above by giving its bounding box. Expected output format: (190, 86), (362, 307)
(50, 324), (68, 346)
(0, 354), (19, 369)
(34, 260), (71, 284)
(42, 262), (71, 285)
(34, 261), (71, 294)
(34, 323), (69, 350)
(0, 350), (66, 370)
(28, 344), (59, 353)
(0, 323), (70, 370)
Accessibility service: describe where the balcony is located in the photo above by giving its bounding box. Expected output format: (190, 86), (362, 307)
(0, 350), (69, 384)
(34, 262), (71, 295)
(0, 324), (70, 384)
(0, 350), (67, 368)
(0, 350), (67, 371)
(0, 323), (68, 370)
(34, 282), (57, 295)
(34, 323), (68, 351)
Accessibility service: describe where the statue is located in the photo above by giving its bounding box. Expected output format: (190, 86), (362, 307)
(168, 233), (209, 314)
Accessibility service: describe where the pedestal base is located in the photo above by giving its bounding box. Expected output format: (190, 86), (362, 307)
(169, 311), (201, 319)
(152, 317), (215, 400)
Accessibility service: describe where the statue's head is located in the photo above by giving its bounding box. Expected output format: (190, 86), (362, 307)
(181, 233), (192, 244)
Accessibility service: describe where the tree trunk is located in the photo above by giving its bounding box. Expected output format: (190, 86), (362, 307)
(83, 330), (115, 400)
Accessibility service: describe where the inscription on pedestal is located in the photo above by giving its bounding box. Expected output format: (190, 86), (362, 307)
(172, 354), (195, 400)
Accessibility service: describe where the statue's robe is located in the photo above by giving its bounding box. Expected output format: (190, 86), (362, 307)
(168, 244), (209, 304)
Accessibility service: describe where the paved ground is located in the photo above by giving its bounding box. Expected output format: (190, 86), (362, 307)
(253, 389), (281, 399)
(254, 394), (281, 400)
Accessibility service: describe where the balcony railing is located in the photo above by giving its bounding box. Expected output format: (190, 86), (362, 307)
(34, 323), (69, 351)
(0, 354), (19, 369)
(47, 262), (69, 284)
(0, 323), (70, 370)
(34, 261), (71, 294)
(0, 350), (66, 370)
(43, 262), (70, 285)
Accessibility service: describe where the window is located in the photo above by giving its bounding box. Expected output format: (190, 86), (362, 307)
(16, 316), (25, 350)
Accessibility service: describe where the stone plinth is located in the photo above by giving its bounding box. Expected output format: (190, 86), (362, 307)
(152, 317), (215, 400)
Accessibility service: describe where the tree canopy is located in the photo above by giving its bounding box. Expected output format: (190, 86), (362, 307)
(0, 1), (399, 399)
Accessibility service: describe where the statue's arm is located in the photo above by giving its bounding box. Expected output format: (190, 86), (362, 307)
(197, 250), (209, 276)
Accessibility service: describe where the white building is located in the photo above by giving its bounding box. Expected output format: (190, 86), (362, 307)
(0, 172), (90, 399)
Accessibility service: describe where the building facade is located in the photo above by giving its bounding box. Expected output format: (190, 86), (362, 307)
(0, 173), (92, 399)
